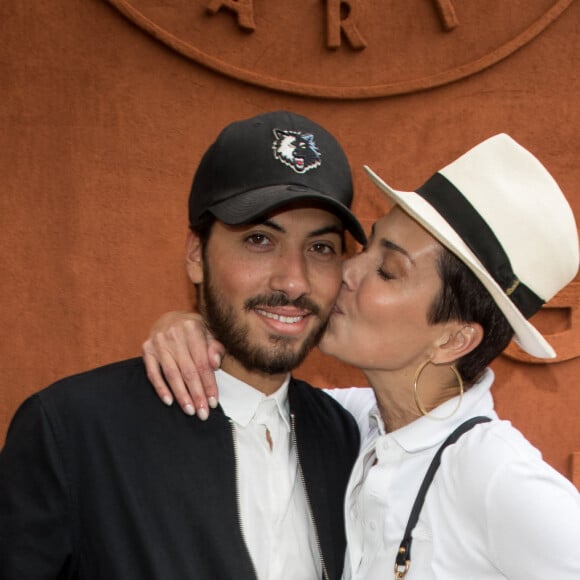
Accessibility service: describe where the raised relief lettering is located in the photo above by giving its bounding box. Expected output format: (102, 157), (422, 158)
(325, 0), (367, 50)
(206, 0), (256, 32)
(204, 0), (453, 47)
(108, 0), (574, 98)
(433, 0), (459, 31)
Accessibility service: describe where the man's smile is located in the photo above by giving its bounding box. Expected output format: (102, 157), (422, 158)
(255, 309), (307, 324)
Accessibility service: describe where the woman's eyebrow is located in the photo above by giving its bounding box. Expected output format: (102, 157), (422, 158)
(380, 238), (415, 265)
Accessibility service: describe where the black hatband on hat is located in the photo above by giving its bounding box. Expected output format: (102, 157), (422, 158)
(416, 173), (544, 319)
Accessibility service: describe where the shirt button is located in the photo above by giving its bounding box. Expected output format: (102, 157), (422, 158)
(369, 520), (377, 531)
(382, 440), (389, 450)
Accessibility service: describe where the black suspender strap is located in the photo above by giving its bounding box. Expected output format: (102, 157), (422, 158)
(394, 416), (492, 579)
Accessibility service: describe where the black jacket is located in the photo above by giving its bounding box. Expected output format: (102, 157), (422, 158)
(0, 358), (360, 580)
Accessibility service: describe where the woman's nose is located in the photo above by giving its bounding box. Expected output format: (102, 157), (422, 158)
(341, 253), (361, 290)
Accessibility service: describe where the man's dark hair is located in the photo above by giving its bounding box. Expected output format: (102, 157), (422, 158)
(428, 248), (514, 386)
(190, 212), (217, 248)
(190, 212), (217, 303)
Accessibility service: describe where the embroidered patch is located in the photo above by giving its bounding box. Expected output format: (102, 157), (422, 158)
(272, 129), (321, 174)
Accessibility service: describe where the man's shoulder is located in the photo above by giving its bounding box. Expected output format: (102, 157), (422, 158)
(44, 356), (146, 388)
(3, 358), (163, 452)
(37, 357), (150, 408)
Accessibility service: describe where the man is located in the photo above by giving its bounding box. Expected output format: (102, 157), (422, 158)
(0, 111), (363, 580)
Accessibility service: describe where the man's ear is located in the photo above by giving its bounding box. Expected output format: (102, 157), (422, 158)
(432, 323), (484, 365)
(185, 231), (204, 284)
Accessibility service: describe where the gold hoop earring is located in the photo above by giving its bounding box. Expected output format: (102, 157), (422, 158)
(412, 359), (464, 420)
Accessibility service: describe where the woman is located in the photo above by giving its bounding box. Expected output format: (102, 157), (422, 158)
(144, 134), (580, 578)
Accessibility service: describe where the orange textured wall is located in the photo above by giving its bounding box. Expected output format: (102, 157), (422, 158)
(1, 0), (579, 484)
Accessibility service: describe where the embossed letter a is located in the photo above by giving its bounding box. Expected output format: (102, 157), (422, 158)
(206, 0), (256, 32)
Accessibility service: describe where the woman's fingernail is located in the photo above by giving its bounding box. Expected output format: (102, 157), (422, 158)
(162, 396), (173, 406)
(197, 407), (209, 421)
(208, 396), (218, 409)
(184, 404), (195, 416)
(214, 354), (222, 368)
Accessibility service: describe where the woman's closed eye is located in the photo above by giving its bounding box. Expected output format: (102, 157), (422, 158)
(377, 266), (395, 281)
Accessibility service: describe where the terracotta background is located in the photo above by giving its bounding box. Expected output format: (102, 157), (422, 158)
(1, 1), (579, 485)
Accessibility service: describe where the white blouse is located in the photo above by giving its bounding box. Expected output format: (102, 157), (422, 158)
(328, 369), (580, 580)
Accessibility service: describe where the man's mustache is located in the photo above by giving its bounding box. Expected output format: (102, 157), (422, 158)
(245, 293), (320, 316)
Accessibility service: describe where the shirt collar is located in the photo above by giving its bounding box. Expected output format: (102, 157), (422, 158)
(369, 367), (497, 453)
(216, 369), (291, 431)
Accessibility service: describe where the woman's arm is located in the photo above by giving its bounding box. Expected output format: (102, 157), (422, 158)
(141, 312), (374, 425)
(485, 455), (580, 579)
(142, 311), (225, 420)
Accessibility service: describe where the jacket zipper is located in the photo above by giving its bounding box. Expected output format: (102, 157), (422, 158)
(291, 413), (330, 580)
(229, 418), (259, 580)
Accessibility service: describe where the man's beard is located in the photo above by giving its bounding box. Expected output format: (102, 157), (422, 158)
(202, 276), (328, 375)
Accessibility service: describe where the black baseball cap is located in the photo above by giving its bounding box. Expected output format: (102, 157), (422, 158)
(189, 111), (367, 244)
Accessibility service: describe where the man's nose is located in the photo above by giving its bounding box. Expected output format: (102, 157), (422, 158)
(269, 250), (311, 299)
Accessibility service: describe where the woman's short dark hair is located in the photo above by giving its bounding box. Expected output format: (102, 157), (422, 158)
(427, 248), (514, 385)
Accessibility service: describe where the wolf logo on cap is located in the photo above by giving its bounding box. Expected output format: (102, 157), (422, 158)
(273, 129), (321, 174)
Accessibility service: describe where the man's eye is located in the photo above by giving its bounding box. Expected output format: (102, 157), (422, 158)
(311, 242), (336, 255)
(246, 233), (270, 245)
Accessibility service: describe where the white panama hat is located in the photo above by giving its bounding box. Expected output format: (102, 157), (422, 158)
(365, 134), (579, 359)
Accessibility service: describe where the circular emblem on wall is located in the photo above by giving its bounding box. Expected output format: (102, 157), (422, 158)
(107, 0), (574, 99)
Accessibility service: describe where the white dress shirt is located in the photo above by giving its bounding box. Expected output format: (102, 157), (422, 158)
(328, 369), (580, 579)
(217, 369), (322, 580)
